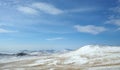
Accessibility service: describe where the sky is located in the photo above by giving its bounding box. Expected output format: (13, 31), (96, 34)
(0, 0), (120, 52)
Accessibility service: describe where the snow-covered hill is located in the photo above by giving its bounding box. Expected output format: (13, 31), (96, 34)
(61, 45), (120, 65)
(0, 45), (120, 70)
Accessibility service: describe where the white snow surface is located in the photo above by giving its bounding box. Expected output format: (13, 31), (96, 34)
(0, 56), (39, 63)
(27, 59), (54, 66)
(64, 45), (120, 56)
(61, 45), (120, 65)
(0, 45), (120, 70)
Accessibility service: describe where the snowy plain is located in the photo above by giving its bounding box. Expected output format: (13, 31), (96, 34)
(0, 45), (120, 70)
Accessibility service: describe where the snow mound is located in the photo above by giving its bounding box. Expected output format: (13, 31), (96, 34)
(61, 45), (120, 65)
(63, 45), (120, 57)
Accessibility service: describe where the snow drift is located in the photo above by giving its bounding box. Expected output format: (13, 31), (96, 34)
(0, 45), (120, 70)
(61, 45), (120, 65)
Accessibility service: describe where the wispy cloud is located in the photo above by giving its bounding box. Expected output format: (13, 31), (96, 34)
(17, 6), (38, 15)
(32, 2), (63, 15)
(0, 28), (17, 33)
(17, 2), (96, 15)
(106, 0), (120, 28)
(113, 7), (120, 13)
(65, 8), (96, 13)
(106, 19), (120, 26)
(116, 27), (120, 31)
(46, 37), (64, 41)
(74, 25), (107, 34)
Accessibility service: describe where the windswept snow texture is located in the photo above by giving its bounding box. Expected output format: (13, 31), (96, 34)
(61, 45), (120, 65)
(0, 45), (120, 70)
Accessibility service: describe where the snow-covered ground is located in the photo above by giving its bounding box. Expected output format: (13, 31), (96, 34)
(0, 45), (120, 70)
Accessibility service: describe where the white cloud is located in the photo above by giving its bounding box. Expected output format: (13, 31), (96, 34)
(74, 25), (107, 34)
(46, 37), (64, 41)
(32, 2), (63, 15)
(17, 6), (38, 15)
(0, 28), (17, 33)
(113, 0), (120, 13)
(106, 19), (120, 26)
(106, 0), (120, 28)
(116, 27), (120, 31)
(65, 8), (96, 13)
(17, 2), (97, 15)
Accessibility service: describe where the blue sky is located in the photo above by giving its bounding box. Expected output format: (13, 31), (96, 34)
(0, 0), (120, 52)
